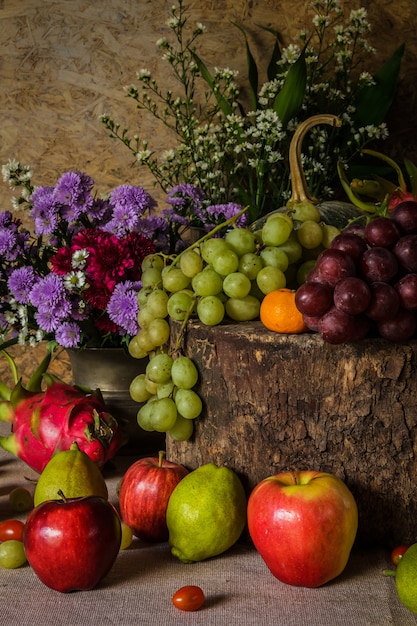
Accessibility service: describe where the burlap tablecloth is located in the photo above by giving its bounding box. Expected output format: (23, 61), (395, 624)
(0, 442), (416, 626)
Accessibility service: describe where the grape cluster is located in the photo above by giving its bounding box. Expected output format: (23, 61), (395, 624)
(295, 200), (417, 344)
(128, 207), (341, 440)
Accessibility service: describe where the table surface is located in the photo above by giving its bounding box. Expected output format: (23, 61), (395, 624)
(0, 441), (416, 626)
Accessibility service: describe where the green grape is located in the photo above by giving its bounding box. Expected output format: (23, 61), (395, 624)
(9, 487), (33, 513)
(288, 201), (321, 223)
(171, 356), (199, 389)
(201, 238), (229, 264)
(225, 228), (256, 256)
(137, 402), (156, 431)
(168, 414), (194, 441)
(238, 253), (264, 280)
(321, 223), (340, 248)
(301, 244), (324, 261)
(141, 253), (165, 272)
(275, 234), (303, 264)
(130, 373), (153, 403)
(260, 247), (289, 272)
(149, 397), (178, 432)
(146, 289), (169, 318)
(191, 268), (223, 296)
(261, 214), (293, 246)
(120, 523), (134, 550)
(197, 295), (225, 326)
(0, 540), (27, 569)
(137, 285), (154, 308)
(249, 279), (266, 301)
(296, 220), (323, 249)
(146, 352), (173, 384)
(256, 266), (286, 294)
(144, 376), (159, 395)
(225, 295), (261, 321)
(135, 328), (157, 353)
(157, 379), (175, 399)
(147, 317), (171, 346)
(137, 305), (155, 329)
(179, 249), (204, 277)
(175, 388), (203, 420)
(167, 290), (195, 321)
(141, 267), (163, 288)
(162, 267), (191, 292)
(128, 335), (151, 359)
(211, 248), (239, 276)
(296, 260), (316, 285)
(222, 272), (251, 298)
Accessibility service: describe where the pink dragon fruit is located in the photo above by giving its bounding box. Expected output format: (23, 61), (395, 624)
(0, 351), (124, 473)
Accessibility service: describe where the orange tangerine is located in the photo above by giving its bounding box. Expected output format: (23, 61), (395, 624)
(260, 288), (308, 334)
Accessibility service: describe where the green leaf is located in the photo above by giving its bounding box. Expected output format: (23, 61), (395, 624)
(232, 22), (259, 111)
(352, 43), (405, 126)
(404, 158), (417, 198)
(273, 47), (307, 126)
(255, 25), (282, 81)
(337, 161), (379, 214)
(362, 148), (407, 191)
(190, 51), (234, 117)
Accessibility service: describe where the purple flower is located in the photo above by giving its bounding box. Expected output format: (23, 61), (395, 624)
(54, 321), (82, 348)
(0, 227), (16, 256)
(205, 203), (247, 227)
(105, 185), (157, 236)
(7, 267), (38, 304)
(30, 186), (59, 236)
(53, 171), (94, 221)
(107, 280), (140, 336)
(166, 184), (205, 215)
(29, 274), (72, 331)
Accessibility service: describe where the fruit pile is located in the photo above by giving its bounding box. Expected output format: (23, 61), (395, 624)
(295, 201), (417, 344)
(128, 206), (341, 441)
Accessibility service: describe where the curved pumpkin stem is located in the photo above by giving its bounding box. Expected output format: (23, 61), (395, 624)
(287, 114), (342, 206)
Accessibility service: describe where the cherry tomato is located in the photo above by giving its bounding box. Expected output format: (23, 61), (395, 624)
(172, 585), (205, 612)
(0, 519), (25, 543)
(391, 544), (409, 566)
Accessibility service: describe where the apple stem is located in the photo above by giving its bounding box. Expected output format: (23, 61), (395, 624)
(382, 568), (396, 577)
(158, 450), (166, 468)
(57, 489), (67, 503)
(290, 471), (298, 485)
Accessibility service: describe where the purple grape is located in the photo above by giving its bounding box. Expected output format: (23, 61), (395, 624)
(364, 217), (400, 249)
(360, 247), (398, 283)
(377, 309), (417, 342)
(330, 232), (368, 263)
(390, 201), (417, 234)
(302, 314), (321, 332)
(315, 249), (356, 287)
(295, 282), (333, 316)
(366, 282), (400, 322)
(393, 234), (417, 273)
(395, 273), (417, 310)
(317, 306), (358, 344)
(333, 277), (371, 315)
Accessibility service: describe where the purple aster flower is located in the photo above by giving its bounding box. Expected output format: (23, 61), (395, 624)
(7, 267), (38, 304)
(166, 184), (205, 215)
(106, 185), (157, 236)
(54, 321), (82, 348)
(29, 274), (72, 331)
(30, 185), (60, 236)
(107, 280), (140, 336)
(53, 171), (94, 221)
(0, 227), (17, 256)
(205, 203), (247, 227)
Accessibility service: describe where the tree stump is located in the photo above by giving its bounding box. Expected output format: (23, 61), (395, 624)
(167, 320), (417, 547)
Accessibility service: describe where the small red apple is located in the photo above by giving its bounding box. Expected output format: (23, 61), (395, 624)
(118, 450), (188, 542)
(23, 493), (121, 592)
(247, 470), (358, 588)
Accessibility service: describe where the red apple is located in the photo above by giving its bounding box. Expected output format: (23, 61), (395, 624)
(23, 493), (121, 592)
(247, 470), (358, 588)
(118, 450), (188, 542)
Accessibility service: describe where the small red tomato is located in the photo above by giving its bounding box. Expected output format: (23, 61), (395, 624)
(0, 519), (25, 543)
(391, 545), (409, 566)
(172, 585), (205, 612)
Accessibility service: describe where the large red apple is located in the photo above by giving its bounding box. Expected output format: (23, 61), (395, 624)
(118, 450), (188, 542)
(247, 470), (358, 588)
(23, 494), (121, 592)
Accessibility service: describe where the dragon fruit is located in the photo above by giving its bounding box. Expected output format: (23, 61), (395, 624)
(0, 349), (124, 473)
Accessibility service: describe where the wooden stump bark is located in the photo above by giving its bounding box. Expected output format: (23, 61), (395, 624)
(167, 320), (417, 547)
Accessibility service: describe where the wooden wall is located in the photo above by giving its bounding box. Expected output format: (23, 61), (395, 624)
(0, 0), (416, 213)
